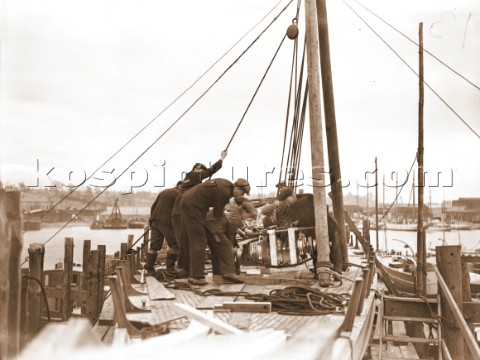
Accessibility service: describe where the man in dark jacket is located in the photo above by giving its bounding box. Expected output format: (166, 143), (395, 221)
(172, 150), (227, 274)
(181, 178), (250, 285)
(145, 180), (183, 274)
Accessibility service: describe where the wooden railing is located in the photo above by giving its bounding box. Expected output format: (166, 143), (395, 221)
(434, 266), (480, 358)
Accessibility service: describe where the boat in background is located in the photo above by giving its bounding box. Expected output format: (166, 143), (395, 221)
(23, 219), (41, 231)
(385, 221), (432, 232)
(128, 216), (148, 229)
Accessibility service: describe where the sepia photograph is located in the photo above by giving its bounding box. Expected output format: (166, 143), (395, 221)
(1, 0), (479, 359)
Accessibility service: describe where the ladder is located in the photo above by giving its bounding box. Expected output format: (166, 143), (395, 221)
(376, 292), (441, 360)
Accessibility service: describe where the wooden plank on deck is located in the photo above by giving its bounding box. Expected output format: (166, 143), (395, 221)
(145, 276), (175, 300)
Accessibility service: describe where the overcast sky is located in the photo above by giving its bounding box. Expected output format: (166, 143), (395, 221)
(1, 0), (479, 204)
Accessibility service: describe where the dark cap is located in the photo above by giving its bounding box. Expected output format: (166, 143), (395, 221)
(192, 163), (208, 171)
(276, 181), (286, 188)
(234, 178), (250, 195)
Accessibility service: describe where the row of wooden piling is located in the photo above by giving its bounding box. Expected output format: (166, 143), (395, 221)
(0, 189), (151, 359)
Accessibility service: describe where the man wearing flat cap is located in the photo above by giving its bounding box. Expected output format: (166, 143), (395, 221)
(181, 177), (250, 285)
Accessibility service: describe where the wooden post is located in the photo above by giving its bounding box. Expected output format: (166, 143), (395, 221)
(97, 245), (106, 317)
(25, 244), (44, 344)
(315, 0), (348, 270)
(416, 22), (426, 297)
(81, 240), (91, 315)
(362, 220), (370, 245)
(142, 226), (150, 262)
(0, 190), (24, 359)
(305, 0), (331, 286)
(461, 259), (475, 360)
(127, 234), (134, 252)
(19, 276), (28, 350)
(120, 242), (128, 260)
(357, 268), (370, 316)
(340, 278), (364, 332)
(86, 250), (99, 324)
(136, 246), (141, 270)
(437, 245), (464, 358)
(82, 240), (91, 289)
(62, 237), (74, 320)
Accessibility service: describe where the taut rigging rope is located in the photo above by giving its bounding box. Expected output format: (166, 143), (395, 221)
(343, 0), (480, 140)
(21, 1), (295, 262)
(23, 0), (294, 234)
(225, 33), (288, 150)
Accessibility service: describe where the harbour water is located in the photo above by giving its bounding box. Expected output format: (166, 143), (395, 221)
(22, 223), (480, 270)
(22, 223), (147, 270)
(369, 228), (480, 255)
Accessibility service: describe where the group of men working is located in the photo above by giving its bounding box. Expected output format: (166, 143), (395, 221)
(146, 150), (253, 285)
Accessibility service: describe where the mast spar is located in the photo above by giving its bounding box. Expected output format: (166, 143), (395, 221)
(304, 0), (331, 286)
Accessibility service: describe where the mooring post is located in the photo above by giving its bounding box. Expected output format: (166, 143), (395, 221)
(362, 220), (370, 245)
(0, 190), (24, 359)
(25, 243), (45, 345)
(127, 234), (134, 250)
(437, 245), (464, 358)
(136, 246), (141, 270)
(82, 240), (91, 289)
(341, 278), (364, 332)
(120, 242), (128, 260)
(86, 250), (99, 324)
(62, 237), (74, 320)
(81, 240), (91, 315)
(142, 225), (150, 262)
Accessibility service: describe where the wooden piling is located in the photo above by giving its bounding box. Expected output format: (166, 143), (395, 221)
(86, 250), (99, 324)
(81, 240), (91, 315)
(362, 220), (370, 245)
(25, 244), (45, 345)
(340, 278), (364, 332)
(142, 226), (149, 262)
(82, 240), (91, 290)
(437, 245), (464, 358)
(62, 237), (74, 320)
(0, 190), (23, 359)
(97, 245), (106, 317)
(120, 243), (128, 260)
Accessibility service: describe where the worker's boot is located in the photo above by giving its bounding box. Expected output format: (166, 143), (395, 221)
(144, 251), (158, 275)
(165, 253), (178, 274)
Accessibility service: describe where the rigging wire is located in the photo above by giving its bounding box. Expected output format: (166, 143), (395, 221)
(21, 0), (295, 265)
(226, 33), (288, 150)
(352, 0), (480, 92)
(371, 154), (418, 228)
(278, 22), (300, 190)
(24, 0), (292, 233)
(343, 0), (480, 140)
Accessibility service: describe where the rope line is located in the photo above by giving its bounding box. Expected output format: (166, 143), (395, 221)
(343, 1), (480, 140)
(21, 1), (295, 260)
(352, 0), (480, 92)
(23, 0), (292, 234)
(226, 33), (288, 150)
(371, 154), (417, 228)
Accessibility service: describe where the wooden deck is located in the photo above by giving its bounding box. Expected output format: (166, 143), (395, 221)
(89, 250), (376, 360)
(17, 249), (377, 360)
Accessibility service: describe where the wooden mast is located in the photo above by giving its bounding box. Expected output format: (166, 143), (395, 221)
(315, 0), (349, 270)
(304, 0), (331, 286)
(416, 22), (426, 296)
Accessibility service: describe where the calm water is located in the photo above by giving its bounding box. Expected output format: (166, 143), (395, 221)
(368, 228), (480, 255)
(22, 223), (480, 270)
(22, 223), (147, 270)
